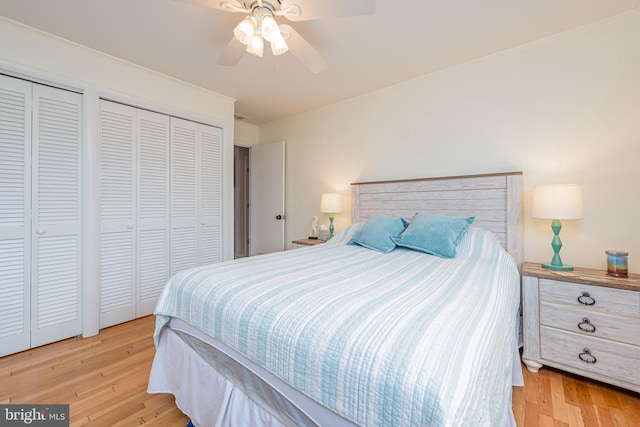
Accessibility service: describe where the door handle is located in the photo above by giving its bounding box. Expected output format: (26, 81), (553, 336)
(275, 214), (286, 220)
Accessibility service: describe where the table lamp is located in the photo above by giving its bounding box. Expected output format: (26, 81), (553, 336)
(320, 193), (342, 239)
(532, 184), (583, 271)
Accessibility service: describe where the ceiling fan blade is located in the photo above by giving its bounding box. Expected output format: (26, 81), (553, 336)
(174, 0), (245, 12)
(216, 37), (246, 66)
(279, 24), (327, 74)
(280, 0), (375, 21)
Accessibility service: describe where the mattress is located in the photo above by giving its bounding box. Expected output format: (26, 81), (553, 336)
(149, 225), (523, 426)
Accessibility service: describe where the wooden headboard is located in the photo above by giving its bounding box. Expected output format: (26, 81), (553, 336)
(351, 172), (523, 266)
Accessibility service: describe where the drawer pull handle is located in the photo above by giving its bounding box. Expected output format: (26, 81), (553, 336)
(578, 349), (597, 364)
(578, 318), (596, 333)
(577, 292), (595, 306)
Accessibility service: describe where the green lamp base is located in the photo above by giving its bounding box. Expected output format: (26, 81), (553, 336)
(541, 262), (574, 271)
(542, 219), (573, 271)
(329, 215), (335, 239)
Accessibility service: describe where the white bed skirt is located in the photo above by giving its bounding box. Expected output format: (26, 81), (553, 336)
(148, 327), (289, 427)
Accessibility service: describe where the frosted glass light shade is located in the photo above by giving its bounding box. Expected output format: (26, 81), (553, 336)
(532, 184), (583, 220)
(320, 193), (342, 213)
(261, 15), (279, 42)
(246, 34), (264, 57)
(233, 17), (256, 45)
(270, 33), (289, 56)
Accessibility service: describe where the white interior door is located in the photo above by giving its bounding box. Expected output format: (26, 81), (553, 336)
(170, 118), (198, 274)
(0, 75), (31, 357)
(0, 76), (82, 354)
(30, 85), (83, 347)
(136, 109), (170, 317)
(250, 140), (285, 255)
(99, 101), (136, 328)
(170, 118), (223, 271)
(198, 124), (223, 266)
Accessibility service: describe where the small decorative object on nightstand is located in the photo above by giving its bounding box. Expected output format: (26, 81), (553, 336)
(318, 226), (328, 241)
(606, 250), (628, 277)
(310, 216), (318, 239)
(291, 238), (325, 248)
(521, 261), (640, 393)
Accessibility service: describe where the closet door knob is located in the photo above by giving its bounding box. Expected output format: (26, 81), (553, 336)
(36, 229), (45, 235)
(127, 224), (133, 230)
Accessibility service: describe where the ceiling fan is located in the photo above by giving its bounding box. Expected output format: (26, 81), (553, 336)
(178, 0), (375, 73)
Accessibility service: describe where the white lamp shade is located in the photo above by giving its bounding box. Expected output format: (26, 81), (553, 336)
(320, 193), (342, 213)
(532, 184), (584, 220)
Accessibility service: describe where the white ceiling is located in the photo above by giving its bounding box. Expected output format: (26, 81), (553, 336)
(1, 0), (638, 125)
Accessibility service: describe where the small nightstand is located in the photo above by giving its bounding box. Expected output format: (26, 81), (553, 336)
(291, 238), (325, 248)
(521, 262), (640, 393)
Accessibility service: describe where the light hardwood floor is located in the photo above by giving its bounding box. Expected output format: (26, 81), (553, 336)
(1, 316), (639, 426)
(0, 316), (189, 426)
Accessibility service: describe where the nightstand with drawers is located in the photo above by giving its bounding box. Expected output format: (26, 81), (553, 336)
(291, 238), (325, 248)
(521, 262), (640, 392)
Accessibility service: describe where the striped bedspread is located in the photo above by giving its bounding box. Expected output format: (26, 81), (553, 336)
(154, 225), (521, 427)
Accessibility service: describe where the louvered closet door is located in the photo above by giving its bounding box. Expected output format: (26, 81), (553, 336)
(0, 76), (32, 357)
(170, 118), (198, 274)
(136, 110), (170, 316)
(171, 118), (223, 273)
(199, 124), (223, 265)
(99, 101), (136, 328)
(30, 85), (83, 347)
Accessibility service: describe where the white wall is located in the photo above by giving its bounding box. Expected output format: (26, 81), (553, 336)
(0, 17), (236, 336)
(259, 11), (640, 273)
(235, 120), (260, 147)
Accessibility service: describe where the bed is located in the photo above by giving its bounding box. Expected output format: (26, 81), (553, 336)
(148, 171), (524, 427)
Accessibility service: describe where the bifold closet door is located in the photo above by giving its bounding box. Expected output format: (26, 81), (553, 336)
(99, 101), (170, 328)
(170, 118), (222, 274)
(0, 76), (82, 356)
(0, 76), (32, 356)
(30, 85), (83, 347)
(136, 109), (170, 317)
(99, 101), (136, 328)
(198, 124), (223, 266)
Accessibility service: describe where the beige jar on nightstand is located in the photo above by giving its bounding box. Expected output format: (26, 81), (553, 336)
(521, 262), (640, 393)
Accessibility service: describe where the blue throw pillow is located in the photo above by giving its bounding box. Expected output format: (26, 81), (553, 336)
(391, 213), (475, 258)
(348, 216), (409, 253)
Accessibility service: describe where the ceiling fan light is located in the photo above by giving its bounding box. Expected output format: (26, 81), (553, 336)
(246, 34), (264, 57)
(233, 17), (256, 45)
(270, 34), (289, 56)
(261, 15), (279, 43)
